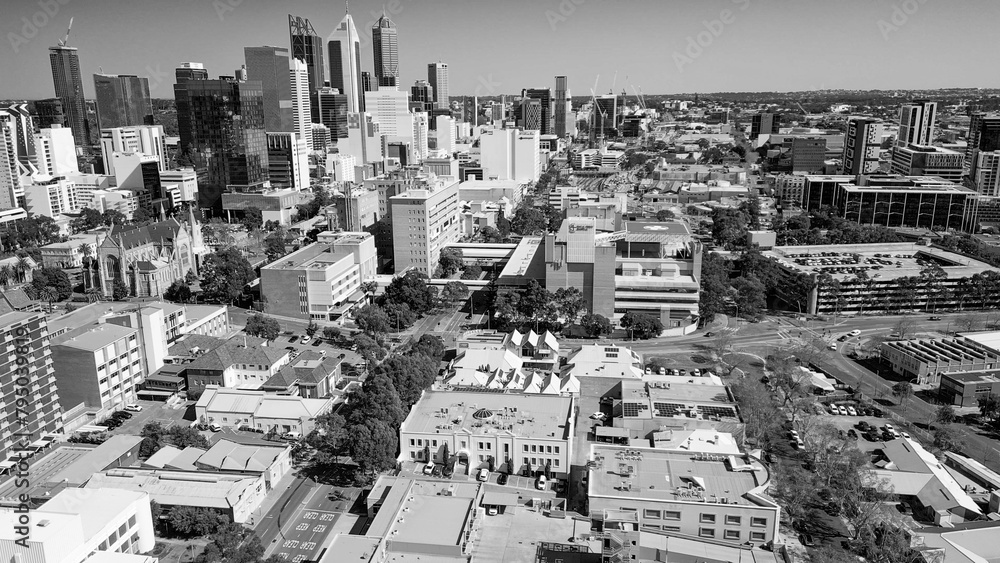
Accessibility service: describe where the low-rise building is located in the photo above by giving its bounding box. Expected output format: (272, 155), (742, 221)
(194, 385), (335, 435)
(458, 178), (529, 208)
(881, 336), (1000, 385)
(183, 336), (290, 391)
(939, 371), (1000, 407)
(586, 444), (779, 546)
(39, 233), (99, 268)
(261, 351), (342, 398)
(260, 232), (376, 322)
(221, 188), (300, 226)
(0, 487), (155, 563)
(144, 438), (291, 488)
(399, 391), (574, 477)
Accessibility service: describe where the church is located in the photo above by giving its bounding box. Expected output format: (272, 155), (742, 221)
(96, 211), (207, 299)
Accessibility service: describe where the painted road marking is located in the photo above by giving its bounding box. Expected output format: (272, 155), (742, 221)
(282, 540), (299, 548)
(312, 525), (326, 533)
(303, 511), (318, 519)
(301, 542), (317, 550)
(291, 556), (306, 563)
(295, 523), (308, 531)
(319, 513), (335, 521)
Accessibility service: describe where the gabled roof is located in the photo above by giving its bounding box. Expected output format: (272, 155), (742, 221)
(185, 337), (288, 372)
(106, 218), (186, 250)
(196, 439), (287, 473)
(263, 352), (341, 389)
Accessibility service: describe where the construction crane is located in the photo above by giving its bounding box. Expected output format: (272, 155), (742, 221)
(630, 86), (646, 111)
(57, 17), (73, 47)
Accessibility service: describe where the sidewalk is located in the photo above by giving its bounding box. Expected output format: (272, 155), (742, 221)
(248, 473), (301, 530)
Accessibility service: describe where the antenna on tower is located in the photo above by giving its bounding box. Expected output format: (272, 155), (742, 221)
(57, 17), (73, 47)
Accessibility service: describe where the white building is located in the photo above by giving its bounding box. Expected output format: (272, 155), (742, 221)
(289, 58), (312, 151)
(436, 115), (456, 153)
(0, 488), (155, 563)
(413, 111), (429, 161)
(330, 12), (363, 113)
(364, 88), (410, 138)
(0, 122), (24, 208)
(111, 152), (159, 191)
(479, 128), (540, 182)
(843, 118), (883, 175)
(389, 176), (461, 275)
(344, 112), (383, 164)
(25, 175), (79, 217)
(972, 150), (1000, 197)
(897, 100), (937, 148)
(35, 125), (79, 176)
(159, 168), (198, 203)
(326, 153), (356, 183)
(100, 125), (165, 176)
(195, 385), (335, 435)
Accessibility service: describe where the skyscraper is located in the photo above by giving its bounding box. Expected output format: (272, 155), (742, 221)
(554, 76), (572, 137)
(410, 80), (434, 112)
(34, 125), (80, 176)
(361, 72), (374, 93)
(93, 74), (153, 130)
(34, 99), (65, 130)
(328, 10), (363, 113)
(0, 105), (36, 169)
(897, 100), (937, 148)
(0, 124), (22, 208)
(185, 78), (269, 210)
(967, 113), (1000, 174)
(244, 46), (294, 133)
(749, 112), (778, 140)
(49, 43), (89, 145)
(173, 62), (209, 154)
(522, 88), (553, 134)
(843, 118), (884, 175)
(312, 88), (349, 139)
(290, 58), (312, 151)
(372, 14), (400, 88)
(427, 62), (449, 110)
(288, 14), (325, 94)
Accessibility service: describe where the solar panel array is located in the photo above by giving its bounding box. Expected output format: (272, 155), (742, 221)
(698, 405), (737, 418)
(622, 402), (643, 417)
(653, 402), (684, 416)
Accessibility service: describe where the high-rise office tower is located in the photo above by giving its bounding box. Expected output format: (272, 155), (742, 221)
(266, 132), (309, 190)
(34, 99), (65, 130)
(49, 43), (89, 145)
(591, 95), (618, 143)
(410, 80), (434, 112)
(749, 112), (778, 140)
(364, 89), (411, 138)
(173, 62), (209, 153)
(244, 46), (294, 133)
(34, 125), (80, 176)
(311, 88), (349, 139)
(185, 78), (268, 209)
(967, 113), (1000, 175)
(843, 118), (884, 175)
(522, 88), (553, 134)
(372, 14), (400, 88)
(328, 9), (363, 113)
(0, 105), (36, 169)
(427, 62), (449, 110)
(288, 14), (325, 94)
(361, 72), (374, 93)
(896, 100), (937, 148)
(516, 98), (543, 131)
(0, 124), (23, 208)
(0, 311), (64, 463)
(554, 76), (571, 137)
(93, 74), (153, 131)
(289, 58), (313, 151)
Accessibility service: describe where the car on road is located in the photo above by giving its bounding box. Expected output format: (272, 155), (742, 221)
(704, 332), (715, 337)
(848, 330), (861, 337)
(901, 432), (911, 439)
(477, 468), (490, 482)
(497, 473), (508, 486)
(929, 316), (942, 321)
(124, 404), (143, 412)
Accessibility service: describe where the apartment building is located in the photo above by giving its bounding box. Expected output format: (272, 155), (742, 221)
(51, 323), (143, 416)
(389, 176), (460, 275)
(194, 385), (335, 435)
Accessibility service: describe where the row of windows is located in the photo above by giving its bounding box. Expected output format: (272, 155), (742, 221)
(641, 509), (768, 528)
(691, 528), (766, 541)
(523, 456), (559, 468)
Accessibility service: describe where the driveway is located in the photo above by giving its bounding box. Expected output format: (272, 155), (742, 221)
(104, 399), (192, 434)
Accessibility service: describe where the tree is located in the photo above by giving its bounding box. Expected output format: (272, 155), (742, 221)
(511, 205), (547, 235)
(133, 206), (154, 224)
(383, 301), (417, 331)
(71, 208), (103, 233)
(306, 321), (318, 337)
(655, 209), (675, 221)
(619, 312), (663, 340)
(699, 250), (731, 324)
(891, 381), (913, 412)
(101, 209), (129, 227)
(245, 314), (280, 341)
(437, 247), (464, 277)
(580, 313), (613, 338)
(728, 376), (779, 447)
(196, 522), (275, 563)
(166, 506), (226, 537)
(956, 312), (982, 333)
(355, 304), (391, 335)
(978, 393), (1000, 423)
(264, 228), (287, 262)
(441, 281), (470, 306)
(30, 267), (72, 300)
(322, 326), (342, 342)
(200, 248), (255, 304)
(354, 333), (386, 365)
(309, 412), (347, 464)
(461, 264), (483, 280)
(732, 275), (766, 320)
(410, 335), (446, 360)
(772, 465), (816, 528)
(711, 208), (748, 249)
(478, 225), (502, 243)
(553, 287), (587, 324)
(240, 206), (263, 232)
(163, 280), (193, 303)
(935, 404), (956, 425)
(348, 418), (399, 482)
(112, 278), (130, 300)
(169, 426), (211, 449)
(382, 270), (436, 315)
(933, 424), (965, 453)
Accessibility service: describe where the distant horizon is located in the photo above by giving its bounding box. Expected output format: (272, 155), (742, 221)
(4, 0), (1000, 100)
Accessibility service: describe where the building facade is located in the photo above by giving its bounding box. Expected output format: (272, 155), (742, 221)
(897, 100), (937, 148)
(51, 322), (143, 414)
(891, 145), (965, 182)
(287, 14), (324, 94)
(843, 118), (883, 175)
(93, 74), (153, 131)
(372, 14), (400, 88)
(49, 44), (89, 145)
(243, 46), (294, 133)
(427, 62), (449, 110)
(389, 178), (460, 275)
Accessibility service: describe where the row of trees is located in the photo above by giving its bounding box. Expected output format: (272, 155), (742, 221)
(139, 421), (211, 458)
(306, 335), (447, 483)
(0, 216), (60, 255)
(69, 208), (139, 233)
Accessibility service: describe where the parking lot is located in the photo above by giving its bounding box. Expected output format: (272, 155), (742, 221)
(401, 461), (560, 495)
(473, 504), (585, 563)
(278, 333), (365, 373)
(92, 399), (192, 435)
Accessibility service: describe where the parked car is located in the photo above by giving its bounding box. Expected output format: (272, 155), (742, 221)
(800, 533), (816, 547)
(847, 406), (857, 416)
(282, 431), (302, 441)
(111, 411), (132, 420)
(124, 404), (143, 412)
(209, 423), (222, 432)
(477, 468), (490, 482)
(829, 406), (839, 415)
(828, 343), (837, 350)
(857, 421), (871, 432)
(497, 473), (509, 486)
(838, 406), (848, 416)
(929, 316), (942, 321)
(848, 330), (861, 337)
(536, 475), (547, 490)
(704, 331), (715, 337)
(289, 335), (299, 343)
(901, 432), (911, 439)
(300, 336), (311, 344)
(847, 429), (858, 439)
(487, 505), (498, 516)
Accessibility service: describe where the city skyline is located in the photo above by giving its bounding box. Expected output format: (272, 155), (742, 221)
(5, 0), (1000, 100)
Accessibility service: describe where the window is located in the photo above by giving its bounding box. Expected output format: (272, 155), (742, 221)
(725, 515), (741, 525)
(700, 514), (716, 524)
(751, 517), (767, 527)
(523, 457), (529, 465)
(554, 459), (560, 467)
(417, 439), (422, 446)
(643, 509), (661, 519)
(128, 515), (136, 528)
(750, 531), (766, 541)
(663, 511), (681, 521)
(409, 439), (415, 446)
(664, 526), (681, 532)
(410, 451), (415, 459)
(546, 446), (552, 453)
(478, 441), (484, 449)
(532, 457), (537, 465)
(554, 446), (560, 454)
(699, 528), (715, 538)
(531, 445), (537, 453)
(119, 523), (127, 536)
(432, 440), (437, 447)
(523, 445), (529, 452)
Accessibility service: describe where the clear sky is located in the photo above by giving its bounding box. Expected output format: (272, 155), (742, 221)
(3, 0), (999, 100)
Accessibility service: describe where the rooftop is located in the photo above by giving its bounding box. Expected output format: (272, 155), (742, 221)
(587, 444), (771, 507)
(51, 322), (137, 351)
(401, 391), (573, 440)
(85, 469), (257, 509)
(49, 434), (143, 486)
(0, 488), (147, 547)
(366, 477), (478, 554)
(765, 242), (996, 282)
(883, 336), (999, 367)
(263, 241), (355, 271)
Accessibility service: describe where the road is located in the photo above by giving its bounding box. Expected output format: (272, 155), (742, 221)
(256, 477), (355, 561)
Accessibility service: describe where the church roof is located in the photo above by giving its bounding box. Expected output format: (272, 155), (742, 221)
(106, 219), (187, 250)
